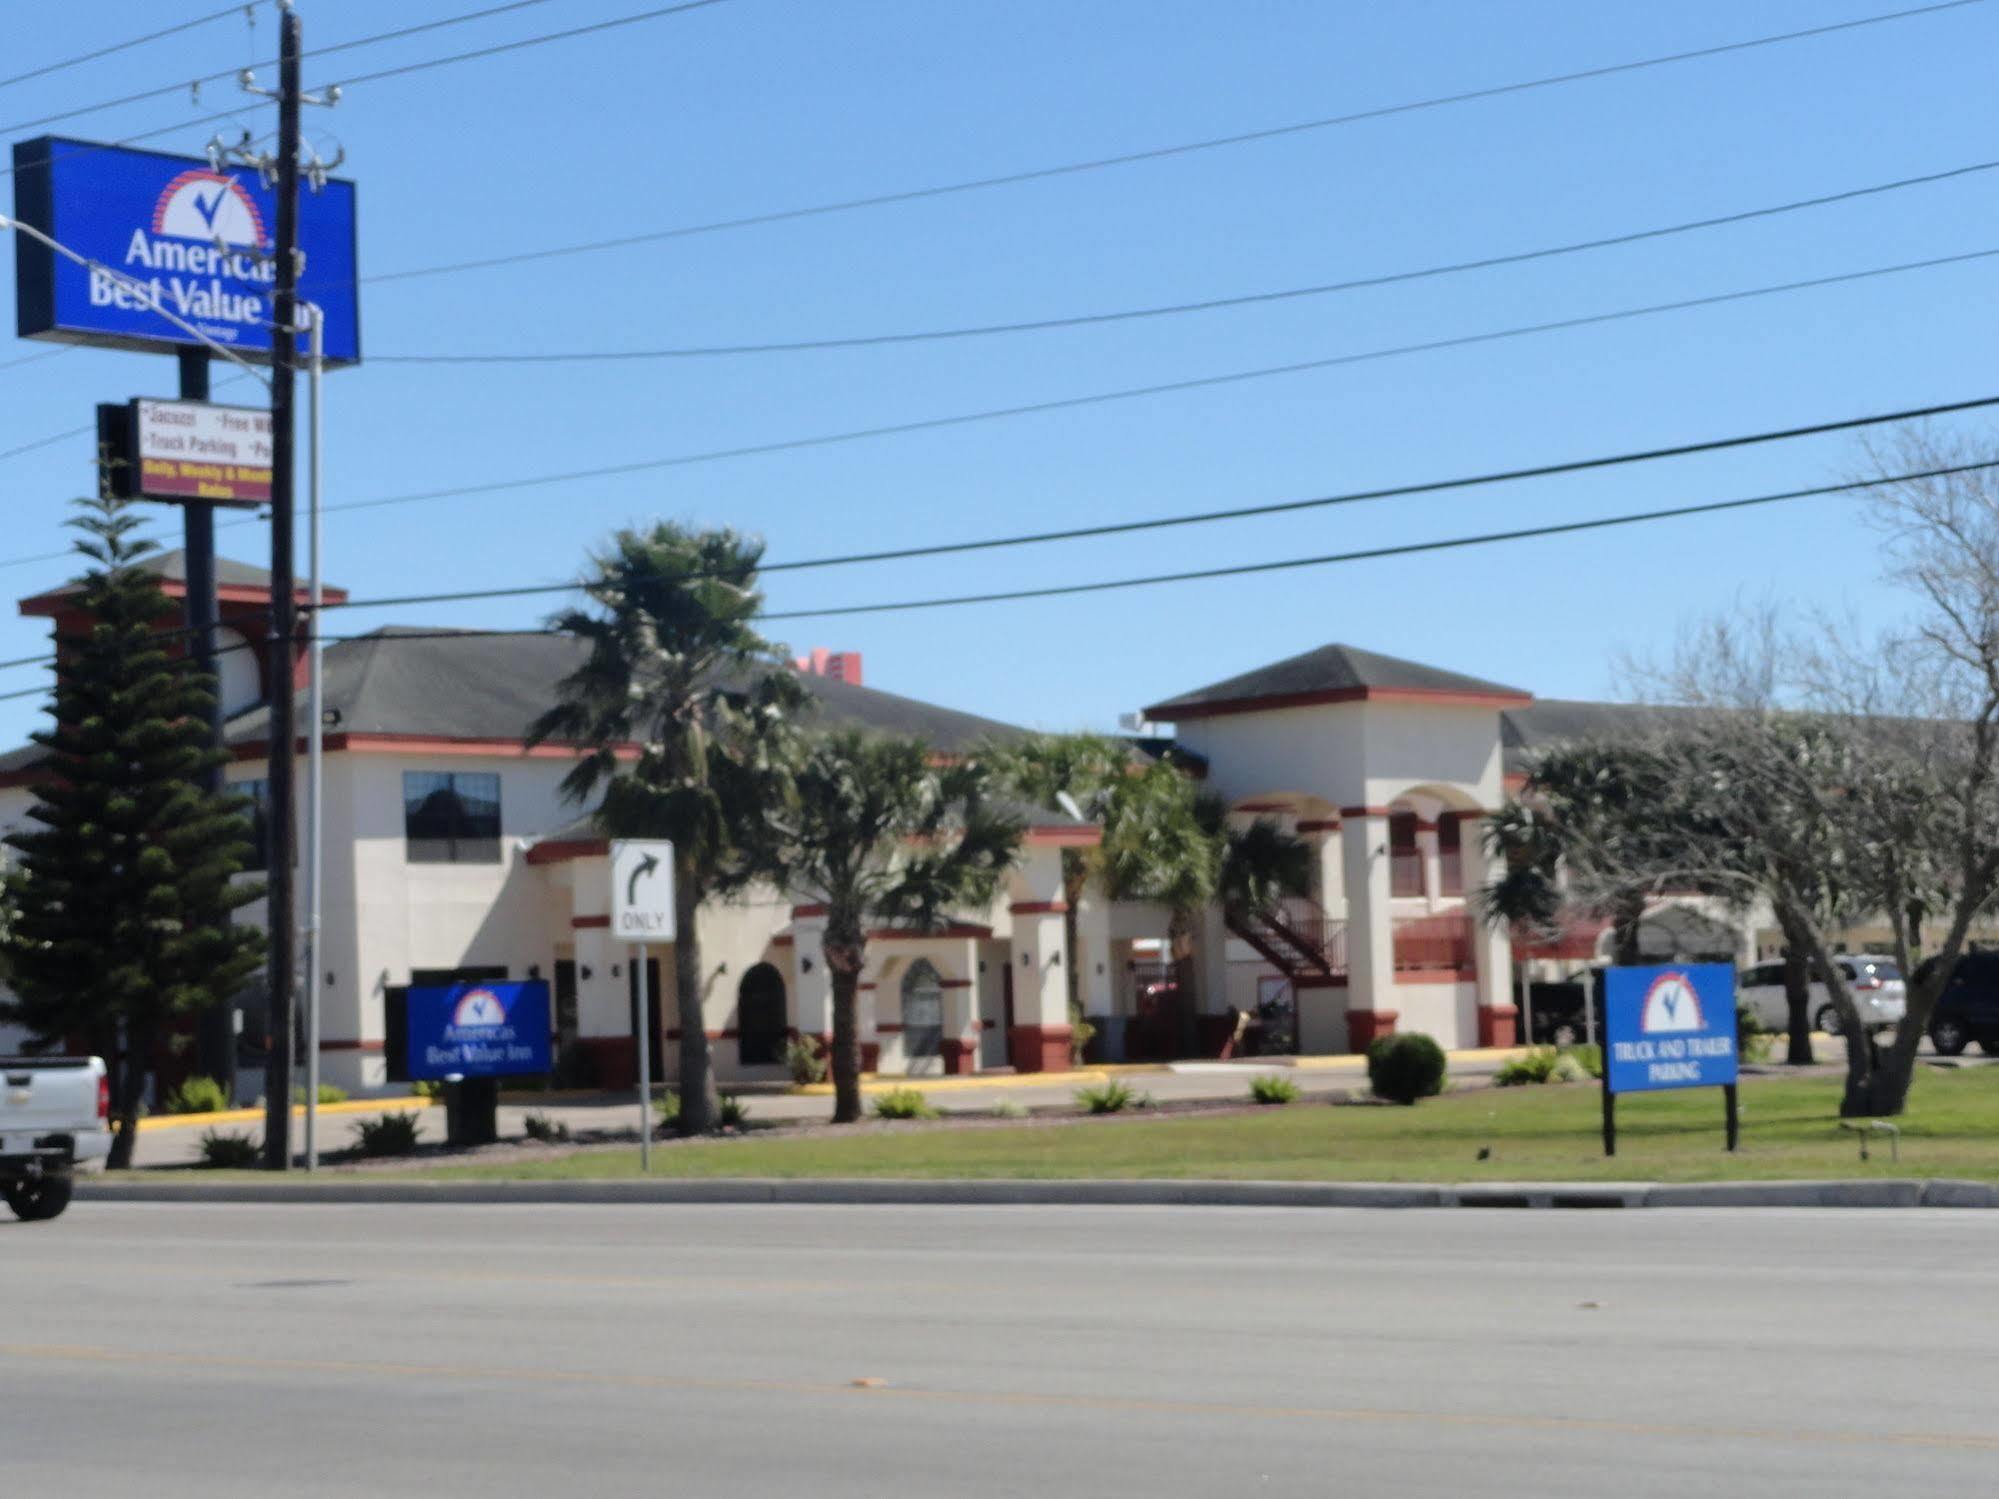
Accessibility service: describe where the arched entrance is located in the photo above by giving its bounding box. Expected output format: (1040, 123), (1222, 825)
(900, 959), (944, 1076)
(736, 962), (787, 1067)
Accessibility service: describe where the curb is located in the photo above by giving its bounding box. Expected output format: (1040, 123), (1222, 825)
(135, 1096), (436, 1133)
(73, 1176), (1999, 1209)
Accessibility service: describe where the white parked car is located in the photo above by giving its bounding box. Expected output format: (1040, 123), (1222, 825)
(1, 1055), (111, 1221)
(1737, 955), (1906, 1036)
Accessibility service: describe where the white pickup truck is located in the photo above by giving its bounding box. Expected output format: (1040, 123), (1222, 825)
(1, 1056), (111, 1221)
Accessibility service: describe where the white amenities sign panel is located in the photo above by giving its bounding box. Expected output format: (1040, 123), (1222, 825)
(609, 840), (675, 942)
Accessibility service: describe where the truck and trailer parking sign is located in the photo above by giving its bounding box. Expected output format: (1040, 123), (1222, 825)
(1601, 964), (1740, 1156)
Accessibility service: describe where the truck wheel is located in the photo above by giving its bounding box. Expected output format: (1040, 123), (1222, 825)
(1931, 1019), (1970, 1057)
(4, 1174), (73, 1222)
(1815, 1004), (1843, 1037)
(1978, 1039), (1999, 1058)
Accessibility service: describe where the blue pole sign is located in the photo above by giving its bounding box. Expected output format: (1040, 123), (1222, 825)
(11, 135), (360, 364)
(1600, 964), (1740, 1155)
(405, 981), (552, 1081)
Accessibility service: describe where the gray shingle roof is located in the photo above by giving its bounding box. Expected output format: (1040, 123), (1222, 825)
(21, 550), (291, 601)
(1498, 698), (1707, 775)
(1146, 642), (1530, 720)
(220, 627), (1034, 754)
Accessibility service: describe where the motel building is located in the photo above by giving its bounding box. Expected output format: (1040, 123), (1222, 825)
(0, 556), (1755, 1098)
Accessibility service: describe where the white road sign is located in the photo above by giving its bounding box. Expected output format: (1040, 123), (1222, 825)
(609, 840), (676, 942)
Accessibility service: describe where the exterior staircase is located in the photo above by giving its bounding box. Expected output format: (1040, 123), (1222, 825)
(1226, 896), (1346, 984)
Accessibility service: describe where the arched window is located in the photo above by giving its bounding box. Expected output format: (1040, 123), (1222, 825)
(736, 963), (788, 1067)
(900, 959), (944, 1074)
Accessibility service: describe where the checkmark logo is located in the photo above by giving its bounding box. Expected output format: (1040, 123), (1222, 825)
(192, 189), (225, 230)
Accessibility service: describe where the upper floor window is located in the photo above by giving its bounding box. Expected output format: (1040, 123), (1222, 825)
(404, 771), (502, 864)
(1389, 811), (1424, 897)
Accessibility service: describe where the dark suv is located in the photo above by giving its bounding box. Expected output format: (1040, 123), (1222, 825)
(1914, 951), (1999, 1056)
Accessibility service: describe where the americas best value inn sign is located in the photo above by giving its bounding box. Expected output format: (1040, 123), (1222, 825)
(11, 135), (359, 364)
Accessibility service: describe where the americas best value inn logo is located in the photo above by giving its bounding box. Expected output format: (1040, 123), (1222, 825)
(1639, 971), (1705, 1034)
(90, 169), (277, 336)
(425, 987), (540, 1072)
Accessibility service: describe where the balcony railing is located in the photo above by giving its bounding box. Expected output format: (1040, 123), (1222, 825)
(1392, 913), (1475, 973)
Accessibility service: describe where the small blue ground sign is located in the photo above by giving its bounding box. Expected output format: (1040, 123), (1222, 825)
(406, 980), (551, 1081)
(1604, 964), (1739, 1094)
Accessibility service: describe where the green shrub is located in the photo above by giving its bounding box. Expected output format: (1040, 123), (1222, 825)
(197, 1127), (260, 1168)
(1366, 1033), (1447, 1105)
(653, 1089), (681, 1128)
(1737, 1010), (1774, 1065)
(164, 1074), (230, 1115)
(989, 1098), (1028, 1119)
(1075, 1080), (1134, 1114)
(719, 1094), (750, 1129)
(1503, 1047), (1591, 1087)
(1069, 1001), (1097, 1065)
(411, 1079), (446, 1100)
(783, 1034), (828, 1086)
(1248, 1073), (1301, 1106)
(1568, 1043), (1604, 1080)
(292, 1082), (348, 1105)
(873, 1086), (938, 1121)
(522, 1110), (571, 1144)
(355, 1111), (423, 1157)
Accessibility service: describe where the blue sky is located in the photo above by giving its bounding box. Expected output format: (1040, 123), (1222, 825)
(2, 0), (1996, 748)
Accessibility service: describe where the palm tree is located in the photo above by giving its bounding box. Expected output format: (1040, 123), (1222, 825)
(528, 523), (803, 1134)
(1092, 755), (1310, 1055)
(759, 730), (1022, 1123)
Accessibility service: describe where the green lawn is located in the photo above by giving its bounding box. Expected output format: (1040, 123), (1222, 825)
(417, 1066), (1999, 1184)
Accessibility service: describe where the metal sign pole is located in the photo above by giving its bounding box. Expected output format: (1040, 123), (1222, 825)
(635, 944), (652, 1172)
(303, 303), (324, 1172)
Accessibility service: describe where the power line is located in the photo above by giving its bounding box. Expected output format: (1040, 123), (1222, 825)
(0, 3), (256, 94)
(0, 347), (79, 375)
(317, 407), (1999, 613)
(1, 383), (1984, 644)
(317, 0), (734, 90)
(756, 459), (1999, 621)
(3, 456), (1994, 702)
(370, 157), (1999, 362)
(282, 245), (1999, 529)
(0, 0), (568, 138)
(353, 0), (1993, 288)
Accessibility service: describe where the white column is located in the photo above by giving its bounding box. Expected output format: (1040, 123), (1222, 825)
(791, 908), (832, 1055)
(1076, 894), (1116, 1016)
(1341, 809), (1396, 1050)
(1304, 820), (1343, 911)
(1416, 821), (1442, 906)
(942, 938), (981, 1074)
(1460, 813), (1518, 1048)
(1008, 846), (1072, 1072)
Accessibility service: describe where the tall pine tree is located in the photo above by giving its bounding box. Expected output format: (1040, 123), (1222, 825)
(2, 495), (264, 1168)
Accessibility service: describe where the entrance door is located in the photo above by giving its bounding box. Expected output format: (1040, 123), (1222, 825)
(901, 960), (944, 1076)
(736, 963), (787, 1067)
(553, 960), (580, 1051)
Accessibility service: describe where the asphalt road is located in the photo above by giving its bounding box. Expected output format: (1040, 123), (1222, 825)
(3, 1204), (1993, 1496)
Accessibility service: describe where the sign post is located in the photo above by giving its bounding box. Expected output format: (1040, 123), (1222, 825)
(610, 840), (676, 1169)
(1601, 964), (1740, 1157)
